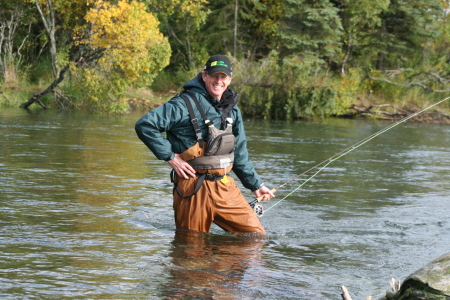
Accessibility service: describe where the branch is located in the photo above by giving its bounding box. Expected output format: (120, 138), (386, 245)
(367, 74), (433, 92)
(35, 1), (50, 34)
(368, 69), (450, 93)
(427, 72), (450, 83)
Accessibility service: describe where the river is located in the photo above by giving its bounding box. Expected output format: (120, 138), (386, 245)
(1, 107), (450, 299)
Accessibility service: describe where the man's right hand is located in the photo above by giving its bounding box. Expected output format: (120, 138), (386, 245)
(168, 154), (196, 179)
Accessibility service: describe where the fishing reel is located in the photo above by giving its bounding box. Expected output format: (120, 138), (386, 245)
(248, 199), (264, 217)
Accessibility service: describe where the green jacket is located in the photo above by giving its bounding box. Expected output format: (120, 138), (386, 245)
(135, 73), (263, 192)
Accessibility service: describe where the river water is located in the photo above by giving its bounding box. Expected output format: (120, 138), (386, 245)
(1, 107), (449, 300)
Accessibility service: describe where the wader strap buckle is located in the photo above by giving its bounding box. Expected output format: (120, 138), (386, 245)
(202, 173), (223, 181)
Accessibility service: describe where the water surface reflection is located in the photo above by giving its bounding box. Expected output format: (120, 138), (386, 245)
(160, 232), (266, 299)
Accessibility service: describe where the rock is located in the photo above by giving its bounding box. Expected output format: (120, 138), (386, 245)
(380, 253), (450, 300)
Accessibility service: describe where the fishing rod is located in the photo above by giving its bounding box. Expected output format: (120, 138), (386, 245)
(249, 95), (450, 217)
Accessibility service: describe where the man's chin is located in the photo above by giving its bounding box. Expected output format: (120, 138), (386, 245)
(211, 92), (224, 99)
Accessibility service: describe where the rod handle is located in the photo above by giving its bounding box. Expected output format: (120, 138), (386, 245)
(256, 188), (277, 201)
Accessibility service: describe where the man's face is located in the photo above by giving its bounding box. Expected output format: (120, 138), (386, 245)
(202, 72), (232, 100)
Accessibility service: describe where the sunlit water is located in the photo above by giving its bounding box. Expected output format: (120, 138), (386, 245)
(1, 107), (449, 299)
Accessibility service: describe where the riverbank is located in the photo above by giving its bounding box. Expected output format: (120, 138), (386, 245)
(2, 84), (450, 124)
(93, 90), (450, 125)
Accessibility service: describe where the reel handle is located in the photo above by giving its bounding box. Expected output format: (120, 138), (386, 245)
(255, 188), (277, 201)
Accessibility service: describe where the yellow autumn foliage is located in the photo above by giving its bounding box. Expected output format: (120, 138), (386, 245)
(83, 0), (170, 82)
(72, 0), (171, 112)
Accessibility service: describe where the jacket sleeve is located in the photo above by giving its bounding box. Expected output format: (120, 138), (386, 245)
(231, 106), (263, 191)
(135, 101), (184, 161)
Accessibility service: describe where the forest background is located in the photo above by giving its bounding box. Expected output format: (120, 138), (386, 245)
(1, 0), (450, 120)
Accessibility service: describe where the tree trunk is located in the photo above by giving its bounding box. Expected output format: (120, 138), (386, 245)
(234, 0), (238, 58)
(35, 0), (58, 78)
(377, 52), (385, 71)
(341, 33), (352, 75)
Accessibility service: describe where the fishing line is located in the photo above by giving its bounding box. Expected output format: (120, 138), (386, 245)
(258, 95), (450, 215)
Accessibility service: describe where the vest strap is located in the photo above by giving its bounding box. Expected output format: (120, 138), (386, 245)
(180, 93), (204, 148)
(184, 90), (213, 126)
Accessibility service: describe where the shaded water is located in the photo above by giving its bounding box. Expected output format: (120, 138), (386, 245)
(1, 107), (450, 299)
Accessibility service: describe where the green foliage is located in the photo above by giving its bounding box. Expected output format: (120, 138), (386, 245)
(150, 69), (194, 93)
(238, 82), (354, 120)
(201, 0), (283, 59)
(354, 0), (442, 70)
(366, 69), (450, 109)
(277, 0), (343, 61)
(28, 57), (54, 84)
(146, 0), (210, 70)
(235, 51), (356, 119)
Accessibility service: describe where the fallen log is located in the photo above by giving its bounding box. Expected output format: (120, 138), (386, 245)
(349, 104), (450, 124)
(20, 48), (106, 109)
(20, 65), (69, 109)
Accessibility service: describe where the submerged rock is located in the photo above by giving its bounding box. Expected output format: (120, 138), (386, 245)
(380, 252), (450, 300)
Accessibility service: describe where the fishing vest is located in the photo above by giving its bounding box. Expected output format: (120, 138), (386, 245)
(179, 91), (236, 170)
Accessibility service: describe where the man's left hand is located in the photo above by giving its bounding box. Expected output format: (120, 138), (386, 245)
(168, 154), (196, 179)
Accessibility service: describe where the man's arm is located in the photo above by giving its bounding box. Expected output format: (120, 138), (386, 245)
(136, 101), (197, 179)
(231, 106), (272, 196)
(135, 102), (181, 161)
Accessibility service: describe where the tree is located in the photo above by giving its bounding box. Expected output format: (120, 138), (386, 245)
(202, 0), (283, 60)
(72, 0), (171, 112)
(33, 0), (59, 77)
(277, 0), (343, 63)
(366, 1), (450, 94)
(21, 0), (171, 112)
(0, 3), (27, 83)
(359, 0), (442, 71)
(26, 0), (96, 80)
(145, 0), (209, 70)
(333, 0), (390, 74)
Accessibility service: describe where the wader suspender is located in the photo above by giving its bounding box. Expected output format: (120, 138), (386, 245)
(170, 169), (223, 199)
(171, 91), (221, 199)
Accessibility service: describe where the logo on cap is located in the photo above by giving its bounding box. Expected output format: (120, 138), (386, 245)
(211, 61), (228, 67)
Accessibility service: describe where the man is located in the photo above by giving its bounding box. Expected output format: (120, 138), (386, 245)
(135, 54), (274, 234)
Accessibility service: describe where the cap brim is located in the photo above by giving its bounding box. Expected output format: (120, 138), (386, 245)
(206, 67), (232, 76)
